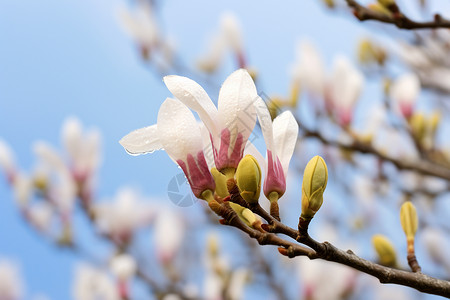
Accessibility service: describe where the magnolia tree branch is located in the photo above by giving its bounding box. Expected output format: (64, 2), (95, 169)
(345, 0), (450, 29)
(220, 183), (450, 298)
(299, 123), (450, 182)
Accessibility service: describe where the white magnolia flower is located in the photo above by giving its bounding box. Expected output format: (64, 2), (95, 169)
(120, 69), (258, 198)
(254, 97), (298, 198)
(291, 40), (325, 97)
(164, 69), (257, 171)
(94, 188), (155, 242)
(0, 260), (24, 300)
(28, 202), (53, 232)
(61, 117), (101, 182)
(389, 73), (420, 118)
(118, 2), (159, 52)
(110, 254), (137, 280)
(12, 172), (32, 208)
(421, 227), (450, 272)
(73, 264), (119, 300)
(327, 56), (364, 126)
(228, 268), (250, 300)
(154, 208), (184, 263)
(0, 139), (16, 179)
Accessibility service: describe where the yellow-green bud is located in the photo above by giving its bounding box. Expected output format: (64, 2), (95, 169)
(368, 3), (393, 17)
(372, 234), (397, 267)
(400, 201), (418, 242)
(236, 155), (261, 204)
(229, 202), (258, 227)
(409, 113), (426, 144)
(429, 111), (441, 138)
(301, 156), (328, 219)
(377, 0), (396, 8)
(211, 167), (229, 198)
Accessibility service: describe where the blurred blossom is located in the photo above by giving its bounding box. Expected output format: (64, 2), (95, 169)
(197, 12), (245, 72)
(297, 259), (356, 300)
(61, 117), (101, 184)
(118, 2), (159, 56)
(73, 264), (119, 300)
(203, 272), (223, 300)
(372, 127), (418, 159)
(228, 268), (250, 300)
(0, 139), (16, 179)
(290, 40), (325, 98)
(421, 227), (450, 272)
(327, 56), (364, 126)
(154, 208), (184, 263)
(110, 254), (136, 280)
(94, 188), (155, 243)
(389, 73), (420, 118)
(12, 172), (32, 208)
(28, 202), (53, 232)
(0, 260), (24, 300)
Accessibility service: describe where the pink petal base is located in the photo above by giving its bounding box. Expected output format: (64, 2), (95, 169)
(177, 151), (215, 198)
(263, 150), (286, 198)
(212, 128), (245, 171)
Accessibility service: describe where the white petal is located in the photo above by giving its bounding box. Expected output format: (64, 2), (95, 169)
(389, 73), (420, 105)
(272, 111), (298, 177)
(119, 124), (162, 155)
(218, 69), (257, 145)
(254, 96), (274, 152)
(200, 123), (215, 169)
(157, 98), (203, 161)
(163, 75), (219, 137)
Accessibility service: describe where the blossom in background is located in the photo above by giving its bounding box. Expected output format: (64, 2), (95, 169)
(164, 69), (257, 172)
(154, 208), (184, 264)
(94, 188), (155, 243)
(326, 56), (364, 127)
(0, 260), (24, 300)
(254, 97), (298, 199)
(0, 139), (16, 182)
(197, 12), (245, 72)
(290, 40), (325, 99)
(389, 73), (420, 119)
(110, 254), (137, 299)
(73, 264), (119, 300)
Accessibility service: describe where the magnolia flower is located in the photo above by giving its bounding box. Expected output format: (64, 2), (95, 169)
(120, 98), (215, 198)
(61, 117), (101, 184)
(73, 264), (119, 300)
(28, 202), (53, 232)
(291, 40), (325, 98)
(197, 12), (245, 72)
(0, 260), (24, 300)
(110, 254), (136, 281)
(327, 56), (364, 126)
(0, 139), (16, 180)
(164, 69), (257, 172)
(389, 73), (420, 118)
(254, 97), (298, 198)
(94, 188), (155, 242)
(154, 208), (184, 264)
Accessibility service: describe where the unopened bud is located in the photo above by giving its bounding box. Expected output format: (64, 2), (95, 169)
(236, 155), (261, 204)
(372, 234), (397, 267)
(409, 113), (426, 144)
(211, 167), (229, 198)
(301, 156), (328, 219)
(229, 202), (257, 227)
(429, 111), (441, 138)
(367, 3), (393, 17)
(400, 201), (418, 242)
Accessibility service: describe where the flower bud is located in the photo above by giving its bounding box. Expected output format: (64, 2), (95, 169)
(372, 234), (397, 267)
(229, 202), (258, 227)
(429, 111), (441, 138)
(236, 155), (261, 204)
(301, 156), (328, 219)
(409, 113), (426, 144)
(400, 202), (418, 240)
(367, 3), (393, 17)
(211, 167), (229, 198)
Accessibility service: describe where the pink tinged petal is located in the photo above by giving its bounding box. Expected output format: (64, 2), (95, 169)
(272, 111), (298, 178)
(254, 97), (275, 152)
(157, 98), (203, 161)
(214, 128), (244, 170)
(263, 150), (286, 197)
(217, 69), (257, 157)
(177, 152), (215, 198)
(163, 75), (219, 138)
(158, 98), (214, 197)
(119, 124), (162, 155)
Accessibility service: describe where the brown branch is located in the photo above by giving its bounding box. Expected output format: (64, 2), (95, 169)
(345, 0), (450, 30)
(300, 125), (450, 182)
